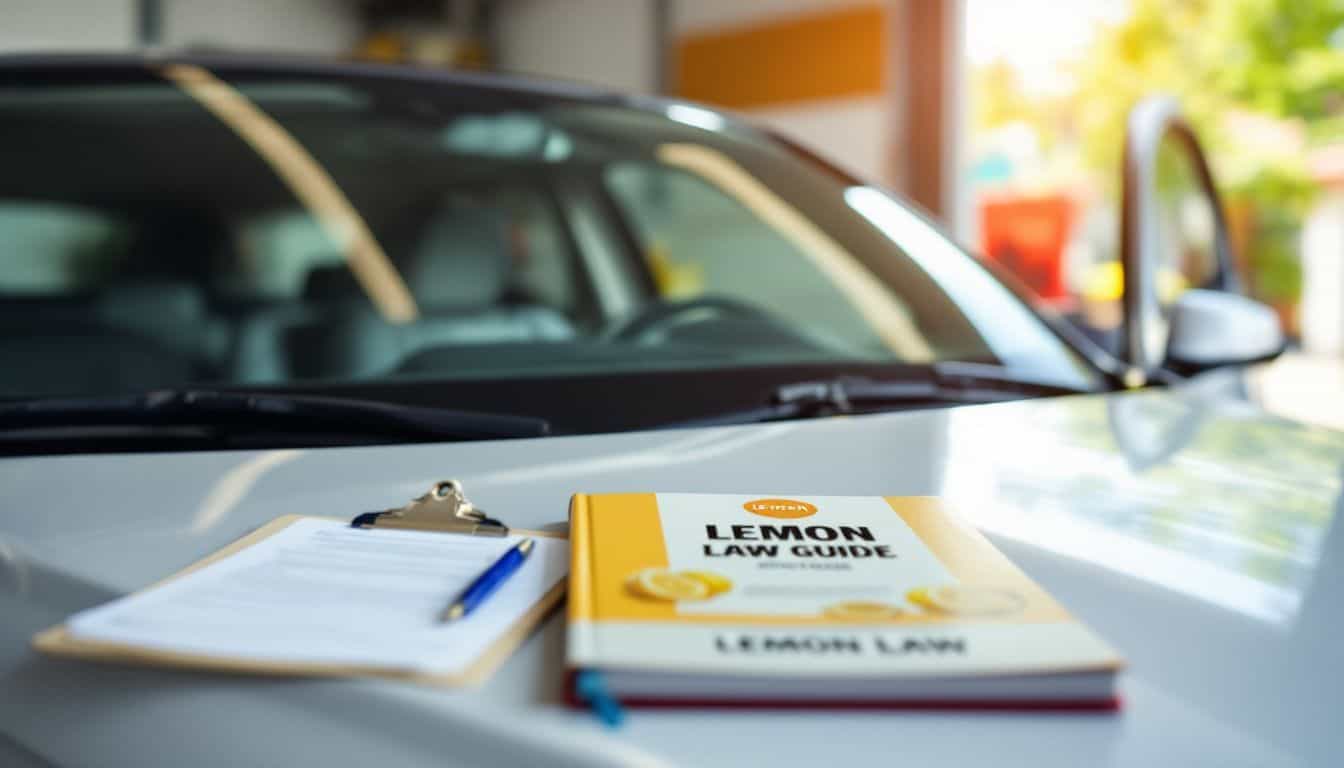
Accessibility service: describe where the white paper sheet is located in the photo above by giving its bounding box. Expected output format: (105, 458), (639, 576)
(67, 518), (569, 673)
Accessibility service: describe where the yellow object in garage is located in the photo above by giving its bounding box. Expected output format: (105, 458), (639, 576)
(645, 242), (704, 298)
(1082, 260), (1189, 303)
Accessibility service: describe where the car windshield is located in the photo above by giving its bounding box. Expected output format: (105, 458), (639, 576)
(0, 61), (1098, 415)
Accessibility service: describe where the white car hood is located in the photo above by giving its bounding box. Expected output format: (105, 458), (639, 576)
(3, 379), (1342, 767)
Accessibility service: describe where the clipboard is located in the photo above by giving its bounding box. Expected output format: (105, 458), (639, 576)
(33, 481), (567, 687)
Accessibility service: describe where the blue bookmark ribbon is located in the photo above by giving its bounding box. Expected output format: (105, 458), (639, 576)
(575, 670), (626, 728)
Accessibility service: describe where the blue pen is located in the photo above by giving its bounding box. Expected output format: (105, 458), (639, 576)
(440, 538), (534, 622)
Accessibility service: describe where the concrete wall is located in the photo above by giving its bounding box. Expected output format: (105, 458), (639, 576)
(0, 0), (137, 51)
(492, 0), (658, 94)
(0, 0), (359, 55)
(163, 0), (360, 55)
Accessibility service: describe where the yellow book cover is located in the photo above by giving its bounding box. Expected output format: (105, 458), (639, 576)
(567, 493), (1122, 709)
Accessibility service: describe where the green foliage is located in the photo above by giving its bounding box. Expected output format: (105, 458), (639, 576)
(1202, 0), (1344, 119)
(980, 0), (1344, 308)
(1068, 0), (1344, 138)
(1085, 0), (1344, 309)
(973, 59), (1031, 130)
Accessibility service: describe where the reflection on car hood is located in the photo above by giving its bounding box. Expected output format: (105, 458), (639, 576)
(3, 376), (1343, 767)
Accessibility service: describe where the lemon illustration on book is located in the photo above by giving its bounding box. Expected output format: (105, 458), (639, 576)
(681, 570), (733, 596)
(822, 601), (903, 621)
(626, 568), (712, 602)
(908, 585), (1024, 616)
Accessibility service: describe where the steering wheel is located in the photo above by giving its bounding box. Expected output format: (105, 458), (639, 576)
(604, 296), (822, 350)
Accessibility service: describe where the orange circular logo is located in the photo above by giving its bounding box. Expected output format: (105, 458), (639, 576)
(743, 498), (817, 519)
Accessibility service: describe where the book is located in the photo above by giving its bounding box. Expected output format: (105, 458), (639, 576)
(35, 509), (568, 686)
(567, 493), (1122, 709)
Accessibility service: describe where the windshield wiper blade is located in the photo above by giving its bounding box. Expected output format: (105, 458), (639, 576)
(666, 364), (1086, 429)
(0, 389), (549, 441)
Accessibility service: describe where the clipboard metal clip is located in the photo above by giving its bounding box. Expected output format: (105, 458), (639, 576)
(352, 480), (509, 536)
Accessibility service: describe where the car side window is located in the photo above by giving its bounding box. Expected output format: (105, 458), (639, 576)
(604, 162), (891, 355)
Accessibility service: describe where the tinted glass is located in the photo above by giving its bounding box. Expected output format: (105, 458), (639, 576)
(0, 64), (1097, 400)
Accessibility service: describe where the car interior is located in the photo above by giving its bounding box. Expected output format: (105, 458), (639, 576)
(0, 191), (607, 395)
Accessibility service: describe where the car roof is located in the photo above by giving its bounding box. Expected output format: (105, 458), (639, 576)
(0, 50), (760, 136)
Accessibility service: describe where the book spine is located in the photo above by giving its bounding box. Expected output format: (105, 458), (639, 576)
(566, 493), (596, 663)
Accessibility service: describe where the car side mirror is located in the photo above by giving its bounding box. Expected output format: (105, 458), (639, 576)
(1165, 289), (1285, 373)
(1120, 97), (1284, 382)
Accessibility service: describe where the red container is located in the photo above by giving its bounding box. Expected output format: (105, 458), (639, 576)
(978, 194), (1075, 303)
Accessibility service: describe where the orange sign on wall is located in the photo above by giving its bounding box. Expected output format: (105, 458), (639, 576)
(675, 5), (886, 109)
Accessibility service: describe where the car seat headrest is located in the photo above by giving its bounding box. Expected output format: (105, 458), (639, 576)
(302, 264), (363, 301)
(97, 280), (205, 328)
(403, 203), (510, 312)
(95, 279), (229, 361)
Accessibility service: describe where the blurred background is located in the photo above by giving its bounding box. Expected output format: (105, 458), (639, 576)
(4, 0), (1342, 422)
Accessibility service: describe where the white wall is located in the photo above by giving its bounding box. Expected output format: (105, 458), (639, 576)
(492, 0), (657, 94)
(945, 0), (970, 242)
(0, 0), (136, 51)
(1302, 193), (1344, 355)
(745, 97), (890, 182)
(672, 0), (861, 33)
